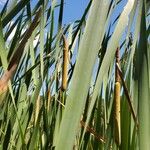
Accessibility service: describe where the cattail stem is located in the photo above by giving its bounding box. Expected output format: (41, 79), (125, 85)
(116, 63), (138, 128)
(114, 47), (121, 146)
(61, 34), (68, 91)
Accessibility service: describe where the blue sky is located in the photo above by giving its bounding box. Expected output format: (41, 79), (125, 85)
(0, 0), (127, 25)
(63, 0), (89, 23)
(0, 0), (89, 21)
(0, 0), (129, 44)
(63, 0), (127, 24)
(0, 0), (128, 50)
(0, 0), (128, 43)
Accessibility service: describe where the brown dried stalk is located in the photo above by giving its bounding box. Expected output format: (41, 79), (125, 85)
(0, 8), (41, 94)
(80, 120), (105, 143)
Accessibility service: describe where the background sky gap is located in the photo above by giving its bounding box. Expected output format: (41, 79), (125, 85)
(0, 0), (127, 24)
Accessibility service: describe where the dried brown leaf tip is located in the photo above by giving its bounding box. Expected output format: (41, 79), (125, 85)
(0, 9), (41, 95)
(0, 74), (9, 95)
(0, 65), (16, 95)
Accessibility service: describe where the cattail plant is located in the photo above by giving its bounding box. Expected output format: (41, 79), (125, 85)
(61, 34), (69, 91)
(114, 47), (121, 145)
(0, 0), (149, 149)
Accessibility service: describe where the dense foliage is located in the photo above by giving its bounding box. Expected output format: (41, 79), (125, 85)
(0, 0), (149, 149)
